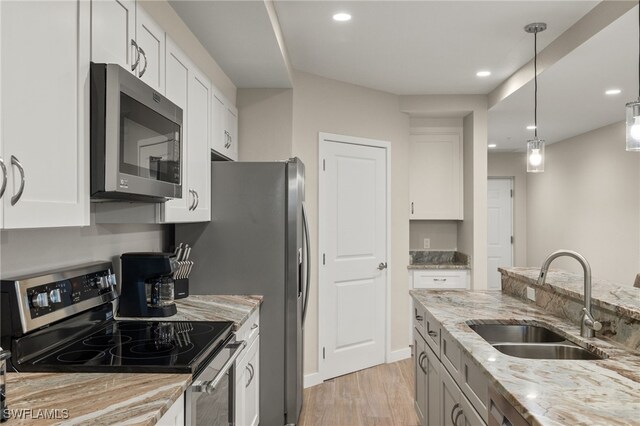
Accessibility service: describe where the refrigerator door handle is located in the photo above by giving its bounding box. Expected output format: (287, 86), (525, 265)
(302, 202), (311, 325)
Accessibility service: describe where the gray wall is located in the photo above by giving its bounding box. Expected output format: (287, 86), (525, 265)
(526, 121), (640, 285)
(1, 207), (167, 279)
(409, 221), (458, 250)
(237, 88), (293, 162)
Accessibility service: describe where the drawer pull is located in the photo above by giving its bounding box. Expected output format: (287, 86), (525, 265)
(433, 278), (448, 282)
(450, 402), (461, 425)
(428, 330), (438, 338)
(415, 315), (424, 321)
(251, 323), (258, 330)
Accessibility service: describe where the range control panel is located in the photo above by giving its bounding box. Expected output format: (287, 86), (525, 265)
(26, 269), (116, 319)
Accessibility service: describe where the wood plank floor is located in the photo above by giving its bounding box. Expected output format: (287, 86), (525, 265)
(298, 358), (419, 426)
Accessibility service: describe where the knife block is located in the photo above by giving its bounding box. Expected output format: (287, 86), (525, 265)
(174, 278), (189, 299)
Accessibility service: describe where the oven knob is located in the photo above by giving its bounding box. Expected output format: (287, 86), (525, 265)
(49, 289), (62, 304)
(31, 292), (50, 308)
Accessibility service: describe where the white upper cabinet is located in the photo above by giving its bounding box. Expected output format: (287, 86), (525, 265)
(160, 36), (210, 223)
(211, 91), (238, 161)
(91, 0), (137, 72)
(0, 0), (90, 229)
(409, 129), (463, 220)
(135, 6), (165, 93)
(92, 1), (164, 93)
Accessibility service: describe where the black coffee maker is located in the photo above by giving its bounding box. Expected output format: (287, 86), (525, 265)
(119, 252), (178, 317)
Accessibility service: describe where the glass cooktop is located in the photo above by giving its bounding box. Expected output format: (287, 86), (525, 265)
(24, 320), (233, 374)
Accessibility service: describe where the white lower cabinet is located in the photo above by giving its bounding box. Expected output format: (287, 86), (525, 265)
(234, 309), (260, 426)
(157, 393), (185, 426)
(414, 302), (488, 426)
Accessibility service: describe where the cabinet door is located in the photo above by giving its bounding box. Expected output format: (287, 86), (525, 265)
(186, 67), (211, 222)
(226, 104), (239, 161)
(414, 334), (426, 425)
(424, 344), (441, 426)
(244, 339), (260, 426)
(439, 365), (462, 426)
(91, 0), (137, 73)
(161, 37), (192, 222)
(211, 92), (226, 155)
(459, 394), (485, 426)
(409, 131), (462, 220)
(136, 6), (165, 93)
(1, 0), (90, 228)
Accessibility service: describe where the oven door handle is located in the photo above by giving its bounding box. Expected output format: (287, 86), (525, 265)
(193, 341), (247, 394)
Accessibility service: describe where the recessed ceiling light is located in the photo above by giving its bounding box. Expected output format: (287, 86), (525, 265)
(605, 89), (621, 95)
(488, 144), (497, 148)
(333, 13), (351, 22)
(476, 71), (491, 77)
(526, 125), (537, 130)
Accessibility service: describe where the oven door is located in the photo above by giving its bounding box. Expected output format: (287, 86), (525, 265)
(186, 340), (246, 426)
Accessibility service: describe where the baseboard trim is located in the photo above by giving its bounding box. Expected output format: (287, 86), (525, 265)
(304, 372), (323, 389)
(388, 347), (412, 363)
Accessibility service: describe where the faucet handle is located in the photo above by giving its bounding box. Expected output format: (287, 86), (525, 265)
(582, 308), (602, 331)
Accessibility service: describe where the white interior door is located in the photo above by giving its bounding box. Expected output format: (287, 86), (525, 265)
(319, 134), (388, 380)
(487, 178), (513, 289)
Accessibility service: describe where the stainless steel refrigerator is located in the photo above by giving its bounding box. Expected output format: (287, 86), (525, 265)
(175, 158), (309, 426)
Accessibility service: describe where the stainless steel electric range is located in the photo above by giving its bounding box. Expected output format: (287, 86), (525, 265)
(0, 262), (243, 425)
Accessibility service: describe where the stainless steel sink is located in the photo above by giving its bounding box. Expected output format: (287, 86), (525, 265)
(467, 322), (606, 360)
(468, 324), (566, 344)
(492, 343), (604, 360)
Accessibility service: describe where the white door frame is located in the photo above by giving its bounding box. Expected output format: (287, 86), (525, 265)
(318, 132), (392, 381)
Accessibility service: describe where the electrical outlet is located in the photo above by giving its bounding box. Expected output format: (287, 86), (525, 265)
(423, 238), (430, 249)
(527, 287), (536, 301)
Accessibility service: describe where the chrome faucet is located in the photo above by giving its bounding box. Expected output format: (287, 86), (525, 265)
(537, 250), (602, 338)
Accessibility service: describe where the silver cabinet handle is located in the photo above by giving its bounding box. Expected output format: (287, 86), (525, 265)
(138, 46), (148, 77)
(0, 158), (7, 200)
(377, 262), (388, 270)
(193, 190), (199, 210)
(415, 315), (423, 322)
(10, 155), (25, 206)
(251, 323), (258, 330)
(453, 406), (464, 426)
(130, 39), (140, 71)
(188, 189), (196, 211)
(411, 202), (414, 214)
(433, 278), (448, 282)
(427, 330), (438, 338)
(246, 362), (255, 388)
(450, 403), (461, 425)
(418, 351), (427, 375)
(224, 131), (230, 149)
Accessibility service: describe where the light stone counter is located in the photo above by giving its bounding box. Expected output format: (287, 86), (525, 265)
(410, 289), (640, 426)
(5, 295), (263, 425)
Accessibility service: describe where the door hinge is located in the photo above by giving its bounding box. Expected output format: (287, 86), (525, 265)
(323, 159), (326, 171)
(323, 253), (325, 265)
(323, 347), (326, 359)
(510, 189), (513, 198)
(511, 236), (514, 244)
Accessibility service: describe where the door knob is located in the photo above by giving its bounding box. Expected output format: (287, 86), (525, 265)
(377, 262), (388, 270)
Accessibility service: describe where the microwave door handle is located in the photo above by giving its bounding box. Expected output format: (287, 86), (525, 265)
(193, 341), (247, 394)
(301, 203), (311, 325)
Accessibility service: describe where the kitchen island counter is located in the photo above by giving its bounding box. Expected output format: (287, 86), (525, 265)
(5, 295), (263, 425)
(411, 289), (640, 426)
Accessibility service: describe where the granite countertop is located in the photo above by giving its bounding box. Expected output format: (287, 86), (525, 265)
(5, 295), (263, 425)
(407, 250), (471, 270)
(410, 289), (640, 426)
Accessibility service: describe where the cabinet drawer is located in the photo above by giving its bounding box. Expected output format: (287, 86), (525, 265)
(413, 302), (427, 337)
(441, 329), (461, 380)
(236, 309), (260, 346)
(413, 271), (467, 289)
(424, 309), (441, 355)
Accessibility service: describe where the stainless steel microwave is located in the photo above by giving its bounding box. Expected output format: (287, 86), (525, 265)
(90, 63), (183, 202)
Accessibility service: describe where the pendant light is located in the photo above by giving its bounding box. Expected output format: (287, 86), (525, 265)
(626, 1), (640, 151)
(525, 22), (547, 173)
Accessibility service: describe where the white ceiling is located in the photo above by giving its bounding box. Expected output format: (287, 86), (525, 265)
(169, 0), (292, 88)
(274, 1), (598, 95)
(488, 5), (638, 152)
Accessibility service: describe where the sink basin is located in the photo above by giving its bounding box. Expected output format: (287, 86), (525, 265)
(468, 324), (566, 344)
(492, 343), (604, 360)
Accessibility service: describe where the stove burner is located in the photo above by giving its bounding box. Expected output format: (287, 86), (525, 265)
(56, 350), (106, 363)
(109, 340), (195, 359)
(82, 335), (132, 347)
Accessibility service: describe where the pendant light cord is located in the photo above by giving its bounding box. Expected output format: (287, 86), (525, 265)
(534, 29), (538, 139)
